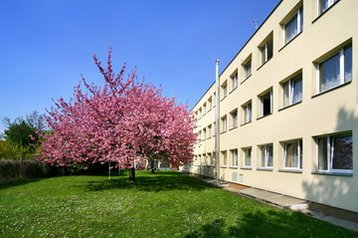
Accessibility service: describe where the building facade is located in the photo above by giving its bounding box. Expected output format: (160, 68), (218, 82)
(187, 0), (358, 214)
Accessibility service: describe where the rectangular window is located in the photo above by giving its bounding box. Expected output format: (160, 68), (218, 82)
(231, 71), (238, 90)
(282, 75), (302, 107)
(221, 115), (227, 132)
(284, 7), (303, 44)
(202, 128), (206, 141)
(260, 36), (273, 65)
(213, 92), (216, 107)
(242, 101), (252, 124)
(283, 140), (302, 169)
(213, 122), (216, 136)
(319, 0), (338, 14)
(317, 133), (353, 173)
(260, 144), (273, 168)
(198, 108), (202, 118)
(202, 103), (206, 115)
(208, 97), (212, 111)
(243, 60), (252, 79)
(243, 147), (252, 167)
(259, 90), (273, 117)
(198, 130), (201, 142)
(221, 150), (227, 166)
(221, 81), (228, 99)
(318, 45), (352, 93)
(230, 109), (238, 129)
(207, 124), (212, 138)
(230, 149), (238, 167)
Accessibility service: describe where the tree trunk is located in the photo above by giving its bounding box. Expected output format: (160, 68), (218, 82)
(150, 160), (155, 173)
(129, 167), (135, 180)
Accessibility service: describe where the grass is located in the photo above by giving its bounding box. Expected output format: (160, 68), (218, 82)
(0, 171), (357, 238)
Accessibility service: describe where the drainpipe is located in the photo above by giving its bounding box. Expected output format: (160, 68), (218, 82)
(215, 59), (220, 183)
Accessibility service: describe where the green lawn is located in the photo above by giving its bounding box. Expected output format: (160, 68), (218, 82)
(0, 171), (356, 238)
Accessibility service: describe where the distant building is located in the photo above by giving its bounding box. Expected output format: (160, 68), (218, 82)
(186, 0), (358, 216)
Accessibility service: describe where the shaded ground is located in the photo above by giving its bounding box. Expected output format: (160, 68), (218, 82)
(0, 171), (356, 238)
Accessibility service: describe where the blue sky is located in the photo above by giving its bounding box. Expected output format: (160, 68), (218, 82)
(0, 0), (278, 132)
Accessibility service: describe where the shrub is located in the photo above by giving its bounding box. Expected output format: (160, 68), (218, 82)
(0, 160), (49, 184)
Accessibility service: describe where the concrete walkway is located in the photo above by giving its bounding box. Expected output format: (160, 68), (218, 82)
(196, 176), (358, 232)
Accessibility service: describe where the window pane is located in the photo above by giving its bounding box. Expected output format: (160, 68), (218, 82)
(245, 61), (252, 78)
(285, 13), (298, 43)
(261, 147), (266, 167)
(292, 77), (302, 103)
(285, 142), (299, 168)
(246, 104), (252, 122)
(318, 137), (328, 170)
(245, 148), (251, 166)
(261, 92), (272, 116)
(283, 82), (290, 107)
(320, 53), (340, 92)
(267, 39), (273, 61)
(344, 46), (352, 83)
(332, 135), (353, 170)
(320, 0), (329, 13)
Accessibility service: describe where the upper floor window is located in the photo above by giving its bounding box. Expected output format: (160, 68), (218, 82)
(259, 33), (273, 65)
(319, 0), (338, 15)
(213, 122), (216, 136)
(282, 74), (302, 107)
(202, 103), (206, 115)
(258, 89), (273, 117)
(316, 133), (352, 173)
(208, 96), (212, 111)
(284, 7), (303, 44)
(243, 60), (252, 79)
(198, 107), (202, 118)
(221, 81), (228, 99)
(230, 149), (238, 167)
(202, 128), (206, 141)
(230, 71), (238, 91)
(230, 109), (238, 129)
(242, 101), (252, 124)
(283, 139), (302, 170)
(318, 45), (352, 93)
(221, 115), (227, 133)
(213, 92), (216, 107)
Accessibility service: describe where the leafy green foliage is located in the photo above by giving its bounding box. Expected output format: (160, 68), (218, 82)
(0, 160), (48, 184)
(0, 171), (356, 238)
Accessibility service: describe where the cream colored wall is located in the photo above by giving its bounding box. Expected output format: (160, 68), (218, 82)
(189, 0), (358, 213)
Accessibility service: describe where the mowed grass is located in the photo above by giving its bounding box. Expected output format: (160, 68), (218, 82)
(0, 171), (357, 238)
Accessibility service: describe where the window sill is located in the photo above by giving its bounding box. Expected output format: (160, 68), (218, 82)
(229, 126), (238, 131)
(220, 166), (228, 168)
(311, 171), (353, 177)
(240, 121), (252, 127)
(312, 81), (351, 99)
(278, 31), (303, 53)
(207, 108), (212, 113)
(221, 96), (227, 101)
(229, 86), (238, 95)
(278, 100), (302, 112)
(240, 167), (252, 170)
(240, 75), (251, 85)
(312, 0), (341, 24)
(257, 167), (273, 171)
(257, 113), (272, 121)
(257, 58), (272, 71)
(220, 131), (227, 134)
(229, 166), (238, 169)
(278, 169), (302, 174)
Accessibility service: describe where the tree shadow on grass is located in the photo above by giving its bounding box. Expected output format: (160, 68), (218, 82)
(82, 172), (213, 192)
(0, 177), (44, 190)
(185, 210), (357, 238)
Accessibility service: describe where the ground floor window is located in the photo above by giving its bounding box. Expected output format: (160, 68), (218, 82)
(242, 147), (252, 167)
(230, 149), (238, 167)
(283, 140), (302, 169)
(260, 144), (273, 168)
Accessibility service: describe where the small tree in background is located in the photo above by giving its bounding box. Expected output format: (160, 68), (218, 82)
(39, 50), (197, 180)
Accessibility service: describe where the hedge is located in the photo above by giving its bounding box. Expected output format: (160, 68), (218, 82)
(0, 160), (49, 184)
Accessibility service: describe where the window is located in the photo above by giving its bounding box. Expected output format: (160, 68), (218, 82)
(260, 144), (273, 168)
(202, 103), (206, 115)
(318, 45), (352, 93)
(202, 128), (206, 141)
(230, 149), (238, 167)
(198, 130), (201, 142)
(221, 150), (227, 166)
(221, 81), (228, 99)
(230, 109), (238, 129)
(259, 35), (273, 65)
(198, 108), (202, 118)
(319, 0), (338, 14)
(231, 71), (238, 91)
(284, 7), (303, 44)
(283, 140), (302, 169)
(243, 147), (252, 167)
(207, 153), (213, 165)
(242, 101), (252, 124)
(282, 74), (302, 107)
(243, 60), (252, 79)
(207, 124), (212, 138)
(259, 90), (273, 117)
(221, 115), (227, 132)
(213, 92), (216, 107)
(317, 133), (352, 173)
(213, 122), (216, 136)
(208, 97), (212, 111)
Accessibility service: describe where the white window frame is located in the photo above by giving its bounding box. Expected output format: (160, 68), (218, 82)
(283, 140), (302, 170)
(221, 81), (228, 99)
(243, 147), (252, 168)
(317, 134), (353, 174)
(221, 150), (227, 166)
(283, 7), (303, 45)
(259, 90), (273, 117)
(282, 75), (302, 107)
(230, 149), (238, 167)
(207, 124), (212, 139)
(208, 97), (212, 111)
(243, 60), (252, 79)
(260, 37), (273, 65)
(318, 0), (337, 15)
(242, 102), (252, 124)
(202, 128), (206, 141)
(230, 109), (238, 129)
(221, 115), (227, 132)
(260, 144), (273, 168)
(231, 72), (238, 91)
(316, 45), (352, 93)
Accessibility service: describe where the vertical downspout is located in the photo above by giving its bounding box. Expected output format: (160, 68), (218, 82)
(215, 59), (220, 183)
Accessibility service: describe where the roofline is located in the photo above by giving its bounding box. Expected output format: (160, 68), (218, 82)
(190, 0), (283, 112)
